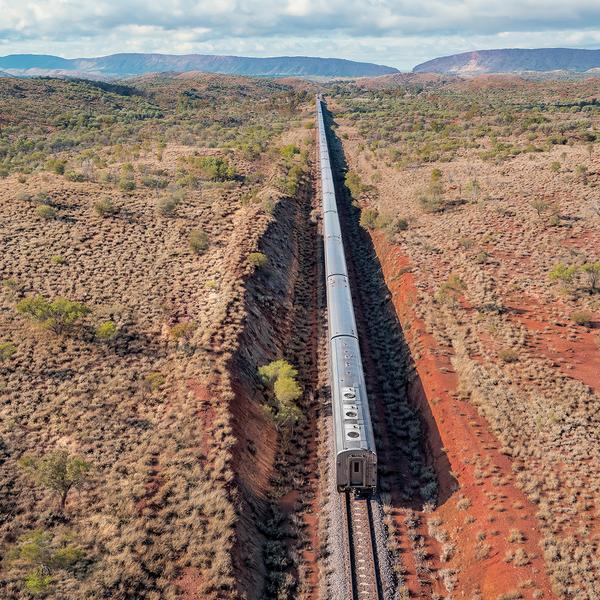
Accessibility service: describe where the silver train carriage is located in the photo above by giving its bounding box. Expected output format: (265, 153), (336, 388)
(316, 97), (377, 493)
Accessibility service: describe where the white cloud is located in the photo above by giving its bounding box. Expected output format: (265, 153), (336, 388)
(1, 0), (600, 69)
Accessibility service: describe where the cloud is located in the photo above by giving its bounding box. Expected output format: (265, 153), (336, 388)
(1, 0), (600, 69)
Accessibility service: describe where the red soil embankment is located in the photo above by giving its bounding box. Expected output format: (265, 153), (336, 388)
(372, 233), (557, 600)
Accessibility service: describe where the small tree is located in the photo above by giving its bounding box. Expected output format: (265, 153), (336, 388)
(19, 450), (91, 511)
(17, 296), (90, 335)
(581, 262), (600, 292)
(531, 199), (550, 218)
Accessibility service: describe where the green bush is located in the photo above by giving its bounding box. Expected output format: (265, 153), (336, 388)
(182, 155), (236, 181)
(36, 205), (57, 220)
(0, 341), (17, 361)
(119, 177), (135, 192)
(549, 262), (577, 285)
(17, 295), (90, 334)
(360, 208), (379, 230)
(45, 158), (66, 175)
(258, 359), (303, 433)
(95, 321), (117, 341)
(345, 170), (363, 199)
(189, 229), (209, 254)
(248, 252), (268, 269)
(157, 193), (182, 217)
(10, 529), (85, 594)
(279, 144), (300, 160)
(94, 197), (119, 217)
(51, 255), (66, 265)
(65, 170), (85, 182)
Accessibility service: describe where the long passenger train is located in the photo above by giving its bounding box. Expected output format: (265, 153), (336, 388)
(316, 97), (377, 492)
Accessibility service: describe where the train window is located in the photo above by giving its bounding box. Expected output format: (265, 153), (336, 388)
(343, 391), (355, 399)
(353, 462), (360, 473)
(345, 411), (357, 418)
(347, 431), (359, 438)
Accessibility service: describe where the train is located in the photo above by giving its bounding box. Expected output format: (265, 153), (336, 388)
(316, 97), (377, 493)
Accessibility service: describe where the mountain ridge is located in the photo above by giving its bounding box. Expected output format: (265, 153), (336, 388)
(0, 52), (398, 79)
(413, 48), (600, 74)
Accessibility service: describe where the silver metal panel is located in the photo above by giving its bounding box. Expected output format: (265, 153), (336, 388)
(324, 236), (347, 278)
(327, 275), (357, 338)
(323, 209), (342, 239)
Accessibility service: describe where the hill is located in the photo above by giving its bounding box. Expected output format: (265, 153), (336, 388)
(413, 48), (600, 74)
(0, 52), (398, 79)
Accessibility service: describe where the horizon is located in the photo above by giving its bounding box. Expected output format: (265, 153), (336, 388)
(3, 0), (600, 70)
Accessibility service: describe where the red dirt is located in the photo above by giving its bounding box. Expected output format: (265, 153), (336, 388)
(503, 296), (600, 394)
(372, 233), (557, 599)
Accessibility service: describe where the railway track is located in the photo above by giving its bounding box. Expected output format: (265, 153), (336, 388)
(345, 492), (383, 600)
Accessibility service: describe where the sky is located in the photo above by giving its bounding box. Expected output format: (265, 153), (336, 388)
(2, 0), (600, 70)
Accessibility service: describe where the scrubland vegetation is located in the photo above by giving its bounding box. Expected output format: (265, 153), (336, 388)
(333, 75), (600, 598)
(0, 73), (313, 599)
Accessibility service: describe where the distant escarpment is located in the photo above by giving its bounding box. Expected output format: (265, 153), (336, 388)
(413, 48), (600, 74)
(0, 53), (398, 79)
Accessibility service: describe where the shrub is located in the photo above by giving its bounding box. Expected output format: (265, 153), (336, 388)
(65, 170), (86, 182)
(170, 322), (196, 342)
(36, 205), (57, 220)
(390, 217), (409, 232)
(531, 199), (550, 217)
(436, 274), (466, 305)
(499, 349), (519, 363)
(51, 255), (66, 265)
(10, 529), (85, 594)
(418, 193), (444, 213)
(95, 320), (117, 341)
(145, 371), (165, 392)
(550, 161), (561, 172)
(45, 158), (66, 175)
(0, 341), (17, 361)
(258, 359), (298, 384)
(19, 450), (91, 511)
(119, 177), (135, 192)
(581, 262), (600, 292)
(279, 144), (300, 159)
(570, 311), (593, 326)
(16, 295), (91, 334)
(549, 262), (577, 285)
(258, 359), (303, 433)
(345, 170), (363, 199)
(189, 229), (209, 254)
(157, 193), (181, 217)
(94, 197), (119, 217)
(360, 208), (379, 230)
(248, 252), (268, 269)
(182, 155), (236, 181)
